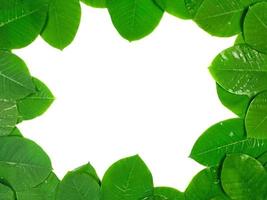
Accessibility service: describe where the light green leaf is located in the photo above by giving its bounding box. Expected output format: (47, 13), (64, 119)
(244, 2), (267, 53)
(81, 0), (106, 8)
(221, 154), (267, 200)
(107, 0), (164, 41)
(245, 91), (267, 139)
(210, 44), (267, 96)
(216, 84), (250, 117)
(0, 0), (49, 49)
(41, 0), (81, 50)
(155, 0), (191, 19)
(17, 78), (54, 121)
(193, 0), (255, 37)
(185, 168), (228, 200)
(0, 183), (15, 200)
(0, 51), (35, 100)
(0, 137), (52, 191)
(191, 118), (267, 166)
(101, 155), (153, 200)
(16, 173), (60, 200)
(0, 99), (17, 136)
(154, 187), (184, 200)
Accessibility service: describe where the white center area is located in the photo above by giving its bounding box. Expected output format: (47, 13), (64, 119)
(15, 5), (235, 191)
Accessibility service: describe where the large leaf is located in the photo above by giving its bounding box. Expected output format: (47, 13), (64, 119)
(185, 168), (228, 200)
(246, 91), (267, 139)
(0, 0), (49, 49)
(41, 0), (81, 50)
(17, 78), (54, 121)
(0, 51), (35, 100)
(216, 84), (250, 118)
(244, 2), (267, 53)
(155, 0), (191, 19)
(0, 183), (15, 200)
(191, 118), (267, 166)
(221, 154), (267, 200)
(0, 100), (18, 136)
(101, 155), (154, 200)
(210, 44), (267, 96)
(0, 137), (52, 191)
(81, 0), (106, 8)
(154, 187), (184, 200)
(107, 0), (164, 41)
(16, 173), (60, 200)
(192, 0), (254, 37)
(57, 168), (100, 200)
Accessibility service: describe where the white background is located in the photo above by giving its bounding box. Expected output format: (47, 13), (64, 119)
(15, 5), (236, 191)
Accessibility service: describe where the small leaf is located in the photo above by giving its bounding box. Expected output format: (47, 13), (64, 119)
(210, 44), (267, 96)
(191, 118), (267, 166)
(74, 163), (100, 184)
(57, 169), (100, 200)
(0, 100), (18, 136)
(0, 51), (35, 100)
(101, 155), (154, 200)
(221, 154), (267, 200)
(244, 2), (267, 53)
(41, 0), (81, 50)
(107, 0), (164, 41)
(246, 91), (267, 139)
(0, 183), (15, 200)
(155, 0), (191, 19)
(16, 173), (60, 200)
(17, 78), (54, 121)
(154, 187), (184, 200)
(185, 168), (228, 200)
(0, 137), (52, 191)
(0, 0), (49, 49)
(81, 0), (106, 8)
(9, 127), (23, 137)
(216, 84), (250, 117)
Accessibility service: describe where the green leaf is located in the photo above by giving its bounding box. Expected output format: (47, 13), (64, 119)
(81, 0), (106, 8)
(184, 0), (204, 17)
(0, 137), (52, 191)
(0, 51), (35, 100)
(74, 163), (100, 184)
(245, 91), (267, 139)
(235, 34), (245, 45)
(0, 0), (49, 49)
(192, 0), (254, 37)
(17, 78), (54, 121)
(216, 84), (250, 117)
(155, 0), (191, 19)
(210, 44), (267, 96)
(57, 169), (100, 200)
(0, 183), (15, 200)
(9, 127), (23, 137)
(154, 187), (184, 200)
(221, 154), (267, 200)
(0, 100), (18, 136)
(257, 151), (267, 169)
(244, 2), (267, 53)
(16, 173), (60, 200)
(185, 168), (228, 200)
(191, 118), (267, 166)
(107, 0), (164, 41)
(101, 155), (154, 200)
(41, 0), (81, 50)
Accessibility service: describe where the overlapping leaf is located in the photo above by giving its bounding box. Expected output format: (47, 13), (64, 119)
(0, 100), (18, 136)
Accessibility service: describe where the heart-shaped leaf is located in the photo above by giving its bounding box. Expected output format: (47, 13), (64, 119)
(101, 155), (153, 200)
(0, 137), (52, 191)
(221, 154), (267, 200)
(0, 100), (18, 136)
(210, 44), (267, 96)
(17, 78), (54, 121)
(191, 118), (267, 166)
(0, 51), (35, 100)
(81, 0), (106, 8)
(107, 0), (164, 41)
(0, 183), (15, 200)
(245, 91), (267, 139)
(41, 0), (81, 50)
(244, 2), (267, 53)
(154, 187), (184, 200)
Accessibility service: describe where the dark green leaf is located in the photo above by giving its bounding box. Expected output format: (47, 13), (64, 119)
(101, 155), (153, 200)
(221, 154), (267, 200)
(107, 0), (163, 41)
(17, 78), (54, 121)
(154, 187), (184, 200)
(210, 44), (267, 96)
(81, 0), (106, 8)
(0, 100), (17, 136)
(41, 0), (81, 50)
(0, 183), (15, 200)
(191, 118), (267, 166)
